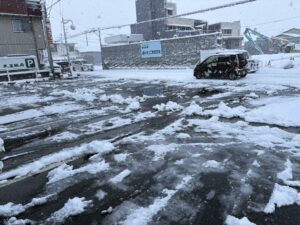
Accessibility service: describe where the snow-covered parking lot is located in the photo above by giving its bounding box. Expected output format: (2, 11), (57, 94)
(0, 57), (300, 225)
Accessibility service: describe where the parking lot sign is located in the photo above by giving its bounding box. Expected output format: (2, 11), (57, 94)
(141, 41), (162, 58)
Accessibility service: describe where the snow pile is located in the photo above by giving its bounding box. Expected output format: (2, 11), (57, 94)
(133, 112), (156, 122)
(6, 217), (33, 225)
(0, 138), (4, 152)
(264, 184), (300, 214)
(176, 133), (191, 139)
(0, 195), (53, 217)
(110, 169), (131, 184)
(181, 101), (203, 116)
(202, 160), (223, 169)
(48, 197), (92, 223)
(114, 153), (129, 162)
(124, 101), (141, 113)
(47, 160), (109, 184)
(49, 132), (79, 143)
(245, 96), (300, 127)
(204, 102), (247, 118)
(51, 88), (101, 102)
(0, 141), (114, 182)
(153, 101), (183, 112)
(0, 161), (3, 172)
(225, 215), (256, 225)
(121, 176), (191, 225)
(96, 190), (107, 201)
(100, 94), (143, 105)
(147, 144), (178, 161)
(277, 159), (300, 187)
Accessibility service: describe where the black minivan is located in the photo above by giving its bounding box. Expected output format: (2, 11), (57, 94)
(194, 51), (249, 80)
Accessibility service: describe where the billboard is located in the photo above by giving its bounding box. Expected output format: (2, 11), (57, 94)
(141, 41), (162, 58)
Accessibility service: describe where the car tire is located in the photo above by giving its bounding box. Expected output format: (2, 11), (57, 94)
(229, 72), (237, 80)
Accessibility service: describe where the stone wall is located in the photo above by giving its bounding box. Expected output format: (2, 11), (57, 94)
(102, 33), (221, 69)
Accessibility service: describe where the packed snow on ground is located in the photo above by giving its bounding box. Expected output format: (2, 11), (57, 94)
(0, 195), (53, 217)
(203, 102), (247, 118)
(264, 184), (300, 214)
(96, 190), (107, 201)
(51, 88), (104, 102)
(110, 169), (131, 184)
(0, 141), (114, 182)
(49, 131), (79, 143)
(245, 96), (300, 127)
(147, 144), (178, 161)
(0, 95), (54, 108)
(277, 159), (300, 187)
(47, 197), (92, 223)
(120, 176), (192, 225)
(113, 153), (129, 162)
(47, 160), (109, 184)
(202, 160), (223, 169)
(225, 215), (256, 225)
(0, 103), (82, 125)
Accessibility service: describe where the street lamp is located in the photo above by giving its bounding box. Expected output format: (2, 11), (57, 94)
(62, 18), (76, 75)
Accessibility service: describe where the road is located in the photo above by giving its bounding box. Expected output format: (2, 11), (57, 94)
(0, 71), (300, 225)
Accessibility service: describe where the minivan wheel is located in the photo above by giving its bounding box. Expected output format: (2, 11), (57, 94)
(229, 72), (237, 80)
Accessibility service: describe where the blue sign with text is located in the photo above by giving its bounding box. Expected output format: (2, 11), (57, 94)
(141, 41), (162, 58)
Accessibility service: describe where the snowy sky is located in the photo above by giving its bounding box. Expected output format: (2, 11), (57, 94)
(48, 0), (300, 52)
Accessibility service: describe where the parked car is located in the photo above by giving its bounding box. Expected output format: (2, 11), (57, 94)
(194, 51), (249, 80)
(71, 59), (94, 71)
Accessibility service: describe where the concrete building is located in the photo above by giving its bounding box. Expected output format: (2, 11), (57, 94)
(51, 42), (80, 61)
(208, 21), (243, 49)
(81, 51), (102, 65)
(0, 0), (46, 64)
(104, 34), (144, 45)
(131, 0), (207, 41)
(276, 28), (300, 44)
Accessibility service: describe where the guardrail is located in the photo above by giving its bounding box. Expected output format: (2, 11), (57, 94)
(0, 69), (51, 82)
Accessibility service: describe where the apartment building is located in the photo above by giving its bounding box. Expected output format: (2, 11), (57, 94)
(0, 0), (46, 63)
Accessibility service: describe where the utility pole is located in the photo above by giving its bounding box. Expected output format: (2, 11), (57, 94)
(41, 2), (55, 76)
(97, 28), (105, 67)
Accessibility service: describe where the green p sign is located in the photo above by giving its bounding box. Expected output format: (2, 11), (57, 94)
(25, 58), (36, 68)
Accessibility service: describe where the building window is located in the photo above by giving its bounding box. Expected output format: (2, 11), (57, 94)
(12, 19), (25, 32)
(167, 9), (173, 16)
(69, 45), (75, 52)
(222, 29), (232, 36)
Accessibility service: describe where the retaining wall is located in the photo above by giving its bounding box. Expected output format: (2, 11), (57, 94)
(102, 33), (221, 69)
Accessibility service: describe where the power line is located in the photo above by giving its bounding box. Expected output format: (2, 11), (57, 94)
(69, 0), (256, 39)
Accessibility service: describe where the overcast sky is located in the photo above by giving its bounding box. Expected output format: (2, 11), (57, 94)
(48, 0), (300, 51)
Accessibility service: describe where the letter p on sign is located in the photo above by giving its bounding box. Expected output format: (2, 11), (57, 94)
(25, 58), (36, 69)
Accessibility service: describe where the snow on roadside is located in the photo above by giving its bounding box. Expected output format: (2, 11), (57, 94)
(120, 176), (192, 225)
(0, 95), (54, 108)
(110, 169), (131, 184)
(0, 195), (53, 217)
(123, 101), (141, 113)
(47, 160), (109, 184)
(114, 153), (129, 162)
(225, 215), (256, 225)
(264, 184), (300, 214)
(47, 197), (92, 223)
(153, 101), (183, 112)
(0, 141), (114, 182)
